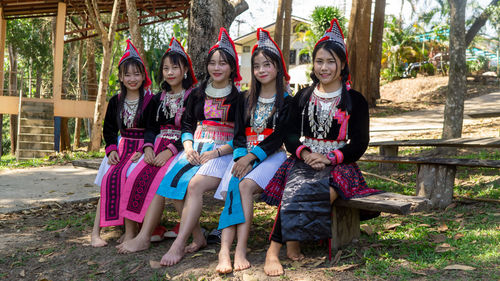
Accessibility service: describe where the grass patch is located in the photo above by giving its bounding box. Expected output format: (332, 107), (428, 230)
(0, 151), (104, 169)
(45, 212), (94, 231)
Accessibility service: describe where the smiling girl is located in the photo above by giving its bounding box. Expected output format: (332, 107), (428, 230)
(91, 40), (154, 247)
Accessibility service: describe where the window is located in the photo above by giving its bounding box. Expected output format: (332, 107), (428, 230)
(289, 49), (296, 65)
(243, 46), (251, 53)
(299, 53), (311, 64)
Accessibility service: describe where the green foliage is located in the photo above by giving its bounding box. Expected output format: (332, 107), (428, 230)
(0, 151), (104, 169)
(1, 115), (10, 155)
(45, 212), (94, 231)
(310, 6), (346, 39)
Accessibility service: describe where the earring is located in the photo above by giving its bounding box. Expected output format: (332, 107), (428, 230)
(183, 73), (187, 79)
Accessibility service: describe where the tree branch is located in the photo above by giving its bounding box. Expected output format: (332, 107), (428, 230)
(465, 0), (499, 47)
(107, 0), (121, 44)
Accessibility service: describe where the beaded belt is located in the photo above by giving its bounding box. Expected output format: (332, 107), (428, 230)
(160, 124), (181, 141)
(301, 136), (346, 155)
(194, 120), (234, 145)
(245, 127), (273, 151)
(120, 128), (145, 139)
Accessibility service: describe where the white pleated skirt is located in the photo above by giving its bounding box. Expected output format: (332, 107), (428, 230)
(214, 150), (287, 200)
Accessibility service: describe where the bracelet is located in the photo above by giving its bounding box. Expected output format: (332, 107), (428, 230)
(216, 148), (221, 157)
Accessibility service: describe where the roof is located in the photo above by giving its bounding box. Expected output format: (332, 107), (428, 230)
(234, 15), (311, 46)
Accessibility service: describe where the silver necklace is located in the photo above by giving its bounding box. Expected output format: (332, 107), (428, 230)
(160, 90), (185, 120)
(205, 82), (232, 98)
(123, 98), (139, 128)
(251, 95), (275, 134)
(305, 88), (341, 139)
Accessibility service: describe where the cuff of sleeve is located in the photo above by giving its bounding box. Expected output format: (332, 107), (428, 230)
(250, 146), (267, 162)
(181, 133), (194, 143)
(105, 145), (117, 156)
(167, 143), (179, 156)
(327, 149), (344, 165)
(296, 145), (310, 159)
(142, 143), (154, 152)
(227, 140), (234, 149)
(233, 147), (248, 161)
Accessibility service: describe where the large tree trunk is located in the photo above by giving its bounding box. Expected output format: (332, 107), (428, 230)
(347, 0), (372, 105)
(8, 45), (18, 155)
(188, 0), (248, 79)
(282, 0), (292, 69)
(74, 40), (84, 150)
(465, 0), (499, 47)
(125, 0), (148, 69)
(274, 0), (284, 48)
(443, 0), (467, 139)
(86, 38), (98, 142)
(367, 0), (386, 105)
(86, 0), (121, 151)
(60, 42), (77, 150)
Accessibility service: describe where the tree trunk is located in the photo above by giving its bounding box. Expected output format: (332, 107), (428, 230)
(74, 40), (84, 150)
(60, 117), (70, 151)
(368, 0), (386, 105)
(0, 115), (3, 156)
(347, 0), (372, 105)
(274, 0), (284, 48)
(8, 44), (18, 155)
(86, 0), (121, 151)
(87, 38), (98, 102)
(465, 0), (499, 47)
(188, 0), (248, 79)
(282, 0), (292, 69)
(35, 71), (42, 98)
(443, 0), (467, 139)
(125, 0), (148, 69)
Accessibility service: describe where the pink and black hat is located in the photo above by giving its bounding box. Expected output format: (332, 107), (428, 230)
(165, 37), (198, 85)
(119, 39), (152, 88)
(252, 28), (290, 82)
(208, 27), (242, 83)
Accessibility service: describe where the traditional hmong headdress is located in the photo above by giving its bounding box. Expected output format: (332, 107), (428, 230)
(208, 27), (242, 83)
(315, 18), (351, 86)
(165, 37), (198, 85)
(119, 39), (152, 88)
(252, 28), (290, 82)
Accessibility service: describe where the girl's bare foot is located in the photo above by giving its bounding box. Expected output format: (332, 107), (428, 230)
(216, 248), (232, 274)
(91, 233), (107, 247)
(233, 246), (250, 271)
(160, 242), (185, 266)
(264, 251), (283, 276)
(116, 236), (150, 253)
(117, 233), (126, 244)
(286, 241), (304, 261)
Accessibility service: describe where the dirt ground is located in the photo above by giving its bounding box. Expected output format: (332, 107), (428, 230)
(0, 77), (499, 281)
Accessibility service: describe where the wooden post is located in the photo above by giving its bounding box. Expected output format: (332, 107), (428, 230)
(379, 145), (398, 171)
(0, 7), (6, 96)
(52, 2), (66, 102)
(331, 205), (360, 251)
(416, 164), (455, 209)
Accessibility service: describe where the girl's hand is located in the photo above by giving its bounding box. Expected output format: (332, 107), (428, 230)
(107, 151), (120, 165)
(231, 155), (253, 179)
(131, 151), (142, 162)
(308, 154), (331, 166)
(304, 153), (328, 170)
(144, 147), (155, 165)
(200, 149), (218, 165)
(153, 150), (173, 167)
(185, 148), (201, 165)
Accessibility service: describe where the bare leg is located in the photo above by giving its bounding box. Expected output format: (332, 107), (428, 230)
(122, 219), (139, 243)
(264, 241), (284, 276)
(116, 194), (165, 253)
(216, 226), (235, 274)
(161, 175), (220, 266)
(91, 199), (107, 247)
(233, 179), (261, 271)
(286, 241), (304, 261)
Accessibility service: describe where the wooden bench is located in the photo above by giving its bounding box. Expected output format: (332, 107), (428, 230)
(360, 138), (500, 209)
(331, 192), (429, 251)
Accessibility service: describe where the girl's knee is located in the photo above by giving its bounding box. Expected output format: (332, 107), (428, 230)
(239, 179), (259, 196)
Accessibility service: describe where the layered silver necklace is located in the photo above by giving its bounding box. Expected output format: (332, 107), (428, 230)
(123, 98), (139, 128)
(305, 87), (342, 139)
(160, 90), (185, 120)
(251, 95), (275, 134)
(205, 82), (232, 98)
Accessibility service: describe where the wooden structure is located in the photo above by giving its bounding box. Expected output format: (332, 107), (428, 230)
(332, 192), (429, 251)
(362, 137), (500, 209)
(0, 0), (190, 158)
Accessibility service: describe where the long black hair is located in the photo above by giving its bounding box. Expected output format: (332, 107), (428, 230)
(310, 40), (352, 113)
(157, 51), (195, 92)
(247, 47), (286, 121)
(117, 59), (146, 129)
(196, 48), (238, 98)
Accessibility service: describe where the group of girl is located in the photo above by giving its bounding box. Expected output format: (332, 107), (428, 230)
(91, 19), (380, 276)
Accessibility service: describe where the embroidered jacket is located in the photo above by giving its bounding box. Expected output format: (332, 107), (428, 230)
(180, 85), (241, 143)
(285, 86), (369, 164)
(232, 93), (292, 163)
(103, 92), (154, 156)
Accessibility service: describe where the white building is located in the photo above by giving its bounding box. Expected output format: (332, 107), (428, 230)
(233, 16), (313, 90)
